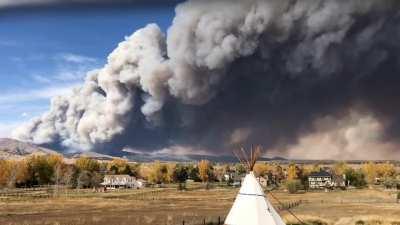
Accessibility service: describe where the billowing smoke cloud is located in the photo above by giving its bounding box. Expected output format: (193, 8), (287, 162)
(268, 111), (400, 160)
(13, 0), (400, 159)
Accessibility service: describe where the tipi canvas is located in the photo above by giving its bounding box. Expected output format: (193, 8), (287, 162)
(225, 146), (286, 225)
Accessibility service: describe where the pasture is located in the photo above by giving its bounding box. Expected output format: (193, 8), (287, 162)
(0, 186), (399, 225)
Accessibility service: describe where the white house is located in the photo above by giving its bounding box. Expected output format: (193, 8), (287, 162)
(308, 171), (333, 189)
(101, 175), (144, 189)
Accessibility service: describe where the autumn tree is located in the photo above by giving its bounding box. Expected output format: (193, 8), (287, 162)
(173, 164), (189, 190)
(0, 160), (28, 188)
(377, 162), (396, 179)
(91, 172), (103, 188)
(107, 159), (128, 174)
(148, 161), (169, 186)
(235, 163), (246, 175)
(333, 161), (349, 176)
(77, 171), (92, 188)
(0, 160), (11, 187)
(75, 157), (100, 173)
(26, 155), (54, 185)
(345, 168), (367, 188)
(198, 160), (211, 189)
(63, 164), (78, 188)
(253, 163), (271, 177)
(362, 162), (378, 184)
(272, 164), (285, 184)
(187, 164), (200, 181)
(287, 164), (300, 181)
(165, 163), (176, 183)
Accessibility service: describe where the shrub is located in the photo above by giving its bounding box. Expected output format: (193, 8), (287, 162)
(355, 220), (365, 225)
(286, 179), (303, 194)
(345, 168), (367, 188)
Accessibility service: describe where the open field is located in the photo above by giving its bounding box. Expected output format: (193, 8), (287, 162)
(0, 186), (399, 225)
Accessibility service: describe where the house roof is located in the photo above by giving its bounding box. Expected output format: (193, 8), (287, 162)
(309, 170), (331, 177)
(104, 174), (133, 178)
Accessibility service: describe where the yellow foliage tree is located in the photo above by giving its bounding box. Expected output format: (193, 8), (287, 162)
(333, 161), (349, 176)
(198, 160), (210, 184)
(253, 163), (271, 177)
(362, 161), (378, 184)
(47, 154), (64, 168)
(107, 159), (128, 172)
(166, 163), (176, 183)
(0, 160), (12, 187)
(148, 161), (169, 185)
(377, 162), (396, 179)
(287, 164), (299, 181)
(75, 157), (100, 172)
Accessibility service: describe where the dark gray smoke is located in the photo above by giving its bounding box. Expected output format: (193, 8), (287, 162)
(13, 0), (400, 159)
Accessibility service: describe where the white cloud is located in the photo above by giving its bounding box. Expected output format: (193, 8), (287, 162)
(59, 53), (97, 64)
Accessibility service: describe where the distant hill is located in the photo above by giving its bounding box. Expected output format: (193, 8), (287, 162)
(65, 151), (118, 161)
(121, 150), (287, 163)
(0, 138), (288, 163)
(0, 138), (59, 159)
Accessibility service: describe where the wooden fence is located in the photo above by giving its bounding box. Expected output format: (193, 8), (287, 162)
(179, 216), (225, 225)
(0, 186), (168, 201)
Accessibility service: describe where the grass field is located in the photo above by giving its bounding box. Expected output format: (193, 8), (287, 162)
(0, 185), (399, 225)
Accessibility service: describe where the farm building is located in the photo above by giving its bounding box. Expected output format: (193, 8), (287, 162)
(308, 170), (333, 189)
(101, 175), (145, 189)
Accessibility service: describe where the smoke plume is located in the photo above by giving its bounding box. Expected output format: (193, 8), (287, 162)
(13, 0), (400, 159)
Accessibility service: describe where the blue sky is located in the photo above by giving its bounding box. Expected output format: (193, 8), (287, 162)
(0, 5), (176, 137)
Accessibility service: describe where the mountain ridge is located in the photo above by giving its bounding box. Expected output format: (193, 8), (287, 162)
(0, 138), (288, 162)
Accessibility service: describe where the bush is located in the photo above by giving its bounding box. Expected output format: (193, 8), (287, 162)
(355, 220), (365, 225)
(286, 179), (303, 194)
(345, 168), (367, 188)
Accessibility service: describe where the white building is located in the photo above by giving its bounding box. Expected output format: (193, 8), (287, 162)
(308, 171), (333, 189)
(101, 175), (144, 189)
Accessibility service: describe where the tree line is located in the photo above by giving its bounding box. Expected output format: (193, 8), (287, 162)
(0, 155), (399, 191)
(283, 161), (399, 193)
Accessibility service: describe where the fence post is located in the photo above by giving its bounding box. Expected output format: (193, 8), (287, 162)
(182, 220), (185, 225)
(218, 216), (221, 225)
(203, 218), (206, 225)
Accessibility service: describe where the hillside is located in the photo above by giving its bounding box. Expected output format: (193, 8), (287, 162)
(0, 138), (59, 159)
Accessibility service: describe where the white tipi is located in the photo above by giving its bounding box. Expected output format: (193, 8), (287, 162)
(225, 147), (286, 225)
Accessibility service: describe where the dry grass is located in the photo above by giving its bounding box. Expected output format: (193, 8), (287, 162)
(0, 186), (398, 225)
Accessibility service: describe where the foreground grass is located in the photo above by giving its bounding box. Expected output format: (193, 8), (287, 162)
(0, 186), (399, 225)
